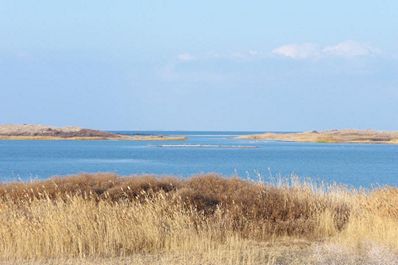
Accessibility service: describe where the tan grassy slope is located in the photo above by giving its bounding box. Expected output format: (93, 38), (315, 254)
(0, 124), (186, 141)
(0, 174), (398, 264)
(239, 129), (398, 144)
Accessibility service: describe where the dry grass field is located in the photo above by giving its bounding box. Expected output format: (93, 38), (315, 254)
(0, 173), (397, 264)
(0, 124), (185, 141)
(239, 129), (398, 144)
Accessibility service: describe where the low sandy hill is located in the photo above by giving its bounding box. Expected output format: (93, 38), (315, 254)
(0, 124), (126, 140)
(0, 124), (186, 141)
(239, 129), (398, 144)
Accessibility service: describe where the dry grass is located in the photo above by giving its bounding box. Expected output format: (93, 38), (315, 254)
(239, 129), (398, 144)
(0, 124), (186, 141)
(0, 173), (397, 264)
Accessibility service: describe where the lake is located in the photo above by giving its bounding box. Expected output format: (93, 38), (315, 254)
(0, 131), (397, 187)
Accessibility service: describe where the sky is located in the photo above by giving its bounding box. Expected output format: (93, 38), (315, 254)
(1, 1), (398, 131)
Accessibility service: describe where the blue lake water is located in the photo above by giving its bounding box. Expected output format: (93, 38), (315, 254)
(0, 131), (398, 187)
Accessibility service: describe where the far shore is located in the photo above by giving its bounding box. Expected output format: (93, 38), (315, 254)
(0, 135), (187, 141)
(238, 129), (398, 144)
(128, 135), (187, 141)
(0, 124), (186, 141)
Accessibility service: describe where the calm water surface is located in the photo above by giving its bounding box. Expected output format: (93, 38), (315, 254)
(0, 131), (397, 187)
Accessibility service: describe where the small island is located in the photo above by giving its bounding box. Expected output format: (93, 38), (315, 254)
(0, 124), (186, 141)
(238, 129), (398, 144)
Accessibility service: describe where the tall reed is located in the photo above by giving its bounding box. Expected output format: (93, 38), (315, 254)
(0, 173), (397, 264)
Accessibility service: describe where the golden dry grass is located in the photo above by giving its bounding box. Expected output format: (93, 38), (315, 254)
(0, 173), (397, 264)
(0, 136), (116, 141)
(0, 124), (185, 141)
(239, 129), (398, 144)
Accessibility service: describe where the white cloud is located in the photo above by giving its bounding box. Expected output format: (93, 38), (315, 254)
(273, 41), (379, 60)
(323, 40), (379, 57)
(272, 43), (321, 59)
(175, 41), (379, 63)
(177, 52), (195, 62)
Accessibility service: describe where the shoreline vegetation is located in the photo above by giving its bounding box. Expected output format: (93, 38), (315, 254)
(239, 129), (398, 144)
(0, 124), (186, 141)
(0, 173), (397, 264)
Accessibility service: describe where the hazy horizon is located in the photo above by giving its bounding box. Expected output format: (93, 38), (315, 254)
(1, 1), (397, 131)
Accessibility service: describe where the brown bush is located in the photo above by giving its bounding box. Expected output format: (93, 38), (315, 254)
(0, 173), (353, 236)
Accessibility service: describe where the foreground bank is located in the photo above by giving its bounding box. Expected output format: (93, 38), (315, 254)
(0, 174), (397, 264)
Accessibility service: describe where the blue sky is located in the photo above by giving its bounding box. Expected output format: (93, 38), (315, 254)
(1, 1), (397, 131)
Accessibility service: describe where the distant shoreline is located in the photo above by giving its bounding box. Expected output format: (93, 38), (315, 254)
(0, 124), (186, 141)
(238, 129), (398, 144)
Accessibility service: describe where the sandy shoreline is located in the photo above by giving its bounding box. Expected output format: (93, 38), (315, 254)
(238, 129), (398, 144)
(0, 124), (186, 141)
(0, 135), (187, 141)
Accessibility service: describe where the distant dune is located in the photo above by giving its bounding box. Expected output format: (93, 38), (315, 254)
(0, 124), (186, 141)
(238, 129), (398, 144)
